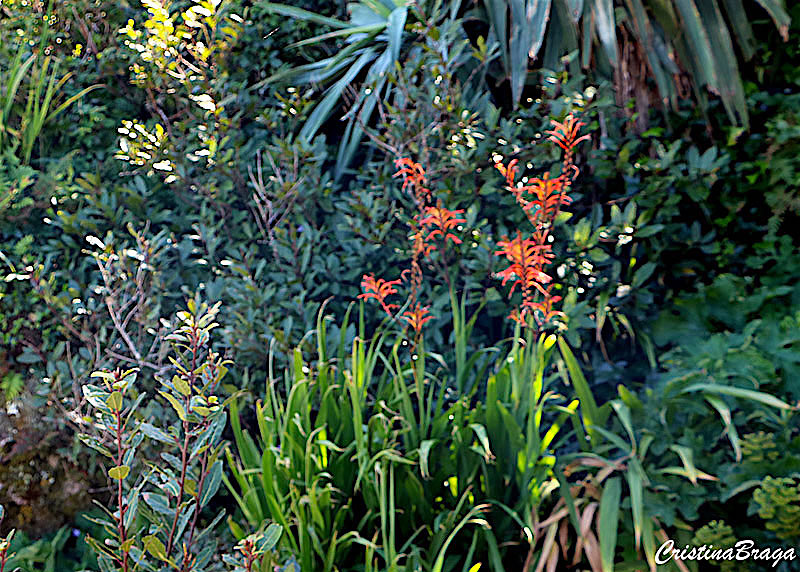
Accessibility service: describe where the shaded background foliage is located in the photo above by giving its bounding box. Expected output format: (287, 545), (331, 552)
(0, 0), (798, 569)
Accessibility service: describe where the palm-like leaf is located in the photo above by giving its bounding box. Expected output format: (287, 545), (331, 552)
(259, 1), (411, 178)
(482, 0), (792, 126)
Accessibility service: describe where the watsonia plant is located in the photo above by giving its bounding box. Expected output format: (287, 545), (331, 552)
(360, 157), (467, 339)
(493, 113), (589, 330)
(225, 306), (585, 571)
(360, 156), (490, 396)
(224, 117), (603, 571)
(79, 300), (282, 572)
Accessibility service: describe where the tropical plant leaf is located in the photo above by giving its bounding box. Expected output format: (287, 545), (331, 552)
(598, 477), (621, 572)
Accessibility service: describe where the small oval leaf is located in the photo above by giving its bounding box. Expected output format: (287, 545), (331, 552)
(109, 465), (130, 480)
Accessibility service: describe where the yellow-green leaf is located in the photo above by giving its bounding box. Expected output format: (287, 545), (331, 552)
(172, 375), (191, 397)
(91, 371), (115, 381)
(106, 391), (123, 411)
(143, 535), (169, 561)
(109, 465), (130, 480)
(193, 405), (211, 417)
(159, 391), (187, 421)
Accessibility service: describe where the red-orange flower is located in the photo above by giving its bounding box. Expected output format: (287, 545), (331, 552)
(394, 158), (425, 188)
(493, 114), (589, 329)
(495, 231), (554, 298)
(518, 172), (572, 227)
(394, 158), (431, 203)
(402, 303), (433, 333)
(419, 202), (466, 248)
(546, 114), (590, 153)
(359, 274), (402, 316)
(494, 158), (519, 188)
(507, 307), (530, 327)
(526, 292), (565, 326)
(410, 228), (436, 259)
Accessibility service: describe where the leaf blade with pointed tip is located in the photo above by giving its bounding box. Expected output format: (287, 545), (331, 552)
(259, 2), (351, 29)
(594, 0), (618, 65)
(598, 477), (621, 572)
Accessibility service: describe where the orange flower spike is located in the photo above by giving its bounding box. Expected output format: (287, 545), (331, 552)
(394, 158), (426, 187)
(530, 298), (565, 326)
(402, 303), (434, 333)
(394, 157), (432, 204)
(545, 114), (590, 152)
(521, 174), (574, 225)
(494, 233), (554, 297)
(420, 203), (466, 246)
(495, 158), (519, 188)
(507, 307), (527, 327)
(358, 274), (402, 316)
(411, 228), (436, 257)
(495, 233), (554, 269)
(493, 114), (591, 328)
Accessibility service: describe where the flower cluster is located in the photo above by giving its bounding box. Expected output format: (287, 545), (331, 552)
(494, 114), (589, 328)
(359, 275), (402, 315)
(359, 159), (464, 336)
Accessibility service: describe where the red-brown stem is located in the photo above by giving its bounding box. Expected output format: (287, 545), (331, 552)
(166, 325), (199, 558)
(247, 551), (257, 572)
(166, 425), (191, 556)
(114, 406), (129, 572)
(182, 431), (210, 571)
(0, 512), (6, 572)
(243, 541), (257, 572)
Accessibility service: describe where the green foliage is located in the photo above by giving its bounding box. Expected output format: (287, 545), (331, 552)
(264, 0), (793, 136)
(506, 0), (792, 126)
(0, 18), (100, 169)
(222, 526), (283, 572)
(651, 273), (800, 400)
(225, 308), (582, 571)
(0, 1), (799, 571)
(691, 520), (737, 571)
(79, 300), (282, 572)
(741, 431), (780, 464)
(260, 0), (447, 176)
(0, 372), (24, 404)
(752, 477), (800, 541)
(0, 524), (98, 572)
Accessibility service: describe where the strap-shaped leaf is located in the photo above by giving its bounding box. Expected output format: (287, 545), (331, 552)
(720, 0), (757, 59)
(259, 2), (350, 28)
(386, 7), (408, 63)
(509, 0), (552, 103)
(682, 382), (793, 409)
(289, 23), (386, 49)
(754, 0), (790, 39)
(299, 49), (377, 141)
(594, 0), (618, 66)
(695, 0), (748, 125)
(673, 0), (718, 89)
(598, 477), (621, 572)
